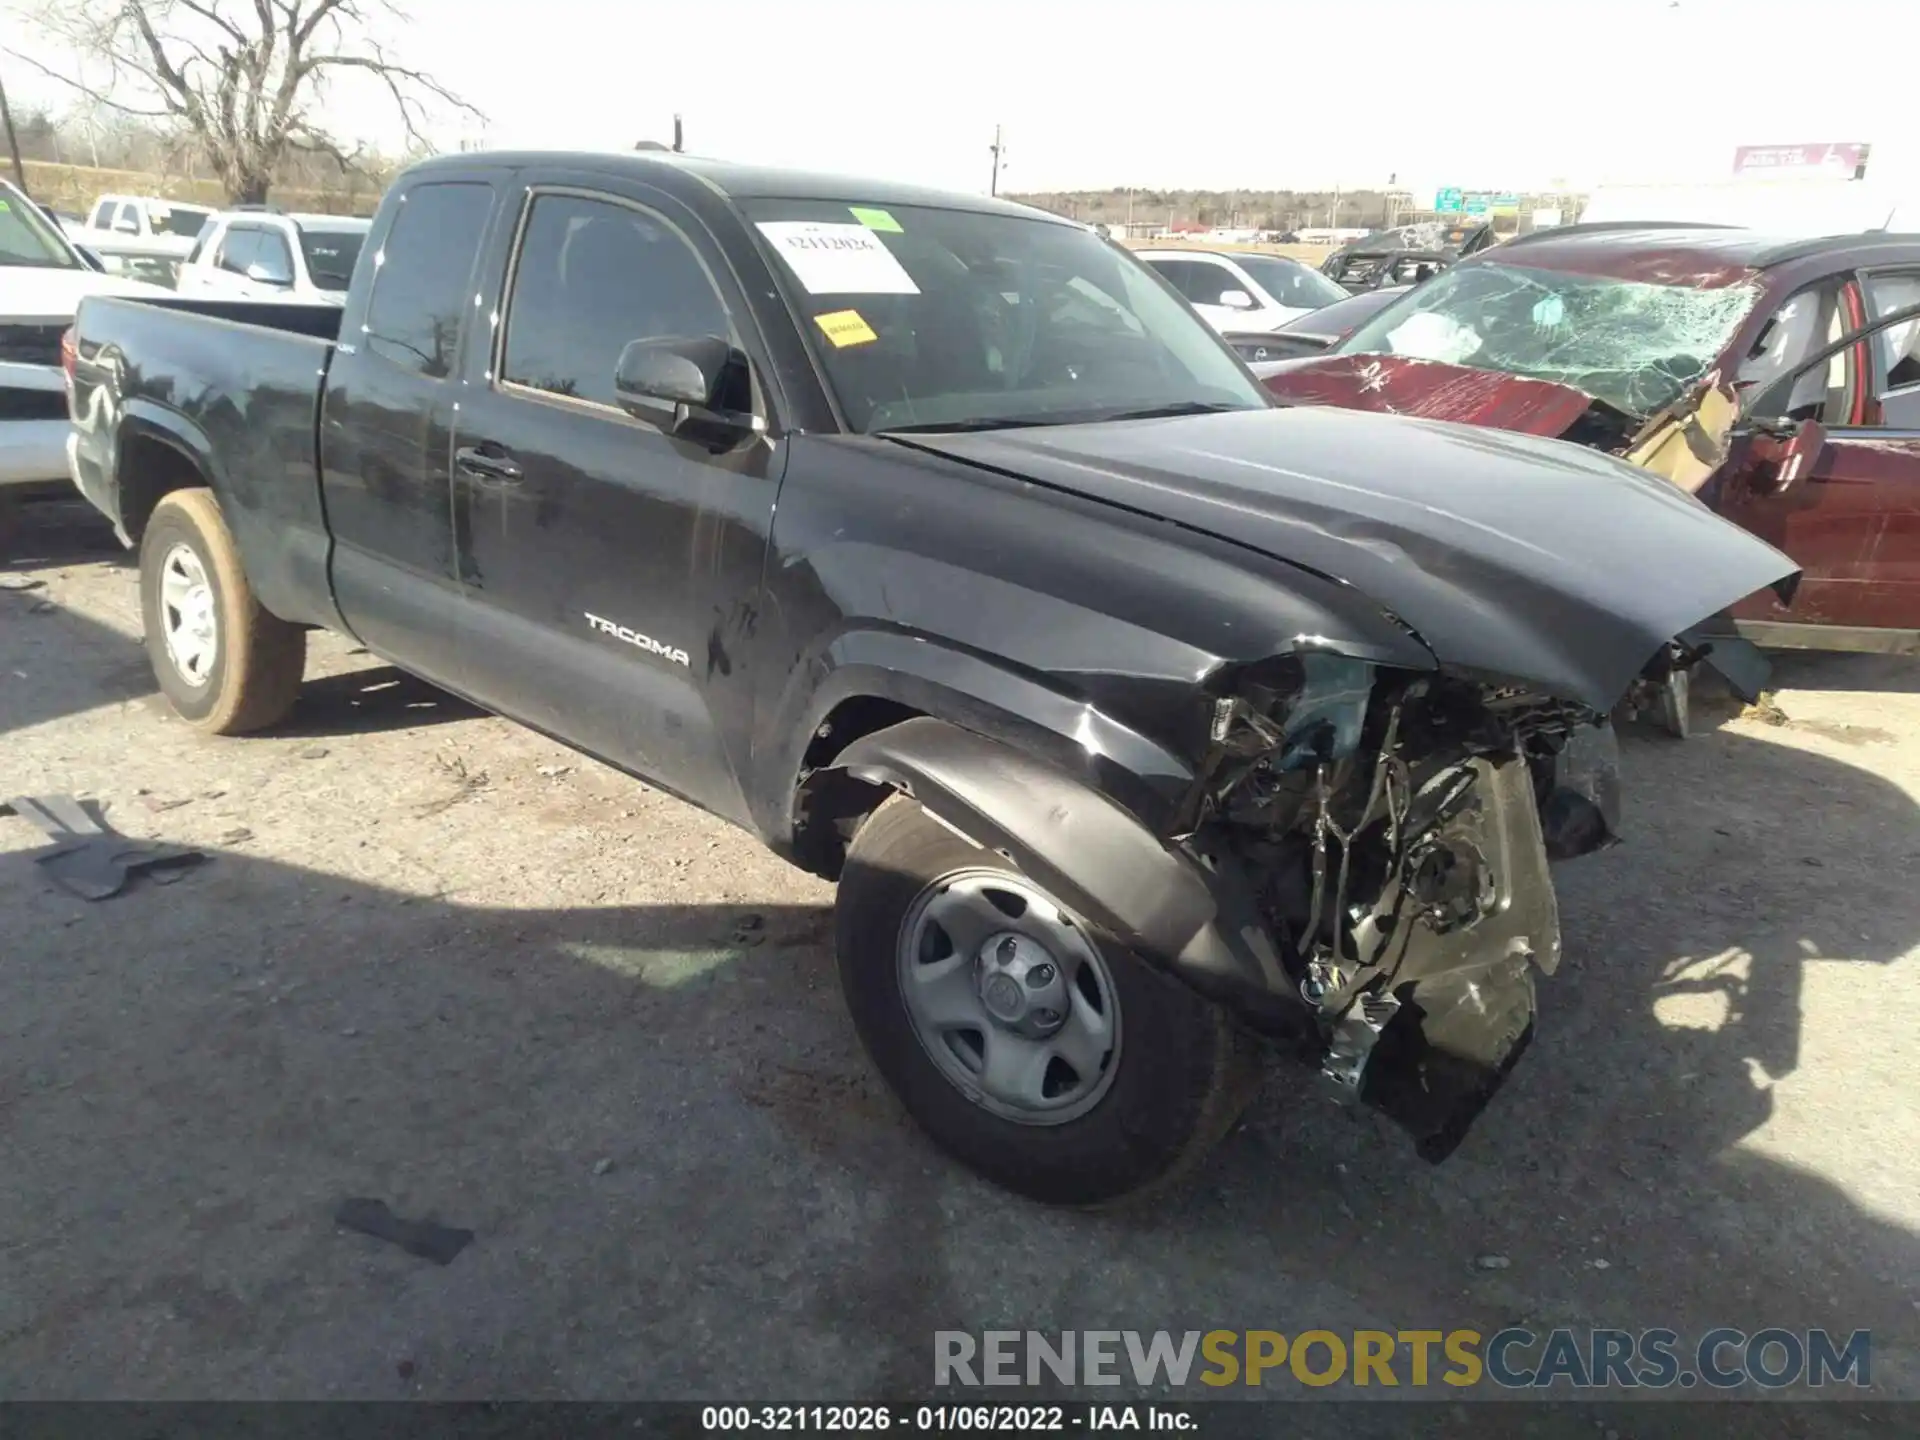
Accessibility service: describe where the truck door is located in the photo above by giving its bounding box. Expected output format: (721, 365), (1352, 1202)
(320, 178), (499, 688)
(1721, 275), (1920, 647)
(448, 177), (782, 822)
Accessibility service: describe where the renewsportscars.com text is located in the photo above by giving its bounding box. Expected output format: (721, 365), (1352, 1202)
(934, 1328), (1872, 1391)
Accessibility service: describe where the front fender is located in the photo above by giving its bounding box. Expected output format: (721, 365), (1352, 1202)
(762, 627), (1204, 842)
(827, 717), (1308, 1033)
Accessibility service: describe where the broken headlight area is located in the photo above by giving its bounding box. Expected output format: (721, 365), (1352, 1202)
(1180, 657), (1609, 1159)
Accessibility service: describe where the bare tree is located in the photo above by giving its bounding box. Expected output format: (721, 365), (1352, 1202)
(4, 0), (481, 203)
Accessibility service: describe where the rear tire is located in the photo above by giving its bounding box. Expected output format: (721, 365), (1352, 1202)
(139, 488), (305, 734)
(835, 793), (1262, 1206)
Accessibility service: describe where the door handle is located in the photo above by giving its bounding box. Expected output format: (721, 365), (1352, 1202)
(455, 444), (524, 484)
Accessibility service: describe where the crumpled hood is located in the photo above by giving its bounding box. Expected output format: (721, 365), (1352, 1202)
(895, 405), (1799, 713)
(1257, 351), (1598, 438)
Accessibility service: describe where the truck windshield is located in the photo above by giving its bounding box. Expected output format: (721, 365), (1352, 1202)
(0, 185), (82, 270)
(743, 198), (1267, 432)
(1337, 260), (1761, 416)
(296, 226), (367, 291)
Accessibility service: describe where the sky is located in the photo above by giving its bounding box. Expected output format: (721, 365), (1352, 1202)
(13, 0), (1920, 197)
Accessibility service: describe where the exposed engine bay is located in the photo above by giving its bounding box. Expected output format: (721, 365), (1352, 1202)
(1176, 653), (1625, 1159)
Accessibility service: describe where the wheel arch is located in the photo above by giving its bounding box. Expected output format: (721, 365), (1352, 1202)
(777, 630), (1200, 879)
(116, 406), (220, 546)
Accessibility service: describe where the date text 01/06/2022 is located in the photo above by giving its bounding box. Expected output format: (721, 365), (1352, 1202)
(700, 1405), (1193, 1432)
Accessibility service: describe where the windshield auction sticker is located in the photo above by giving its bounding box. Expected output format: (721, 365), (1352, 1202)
(755, 221), (919, 295)
(814, 309), (879, 348)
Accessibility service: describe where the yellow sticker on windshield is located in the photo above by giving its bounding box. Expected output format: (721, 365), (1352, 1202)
(815, 309), (878, 348)
(849, 206), (903, 233)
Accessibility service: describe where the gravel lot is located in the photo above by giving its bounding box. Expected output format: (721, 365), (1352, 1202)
(2, 499), (1916, 1427)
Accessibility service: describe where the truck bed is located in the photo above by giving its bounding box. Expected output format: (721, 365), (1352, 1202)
(67, 293), (344, 631)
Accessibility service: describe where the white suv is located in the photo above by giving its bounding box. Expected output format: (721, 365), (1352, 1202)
(175, 211), (371, 305)
(1137, 248), (1349, 334)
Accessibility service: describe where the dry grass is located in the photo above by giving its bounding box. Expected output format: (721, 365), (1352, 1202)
(18, 159), (380, 218)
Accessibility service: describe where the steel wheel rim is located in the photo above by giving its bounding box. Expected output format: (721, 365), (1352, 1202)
(159, 541), (218, 687)
(896, 867), (1122, 1126)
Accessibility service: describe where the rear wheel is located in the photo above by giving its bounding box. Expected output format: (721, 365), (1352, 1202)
(139, 488), (305, 734)
(835, 794), (1262, 1206)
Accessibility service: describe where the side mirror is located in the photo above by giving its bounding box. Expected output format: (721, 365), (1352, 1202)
(1217, 288), (1256, 310)
(113, 216), (140, 235)
(74, 245), (107, 272)
(245, 260), (294, 288)
(614, 335), (763, 450)
(1748, 418), (1827, 496)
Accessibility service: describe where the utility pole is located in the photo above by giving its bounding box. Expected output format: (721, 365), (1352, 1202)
(0, 69), (27, 193)
(672, 114), (684, 153)
(988, 124), (1005, 197)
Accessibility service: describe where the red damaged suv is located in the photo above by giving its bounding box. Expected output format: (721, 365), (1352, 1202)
(1256, 223), (1920, 657)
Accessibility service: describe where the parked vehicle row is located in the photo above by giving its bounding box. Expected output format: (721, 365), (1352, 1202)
(71, 193), (215, 285)
(175, 210), (371, 306)
(1137, 248), (1350, 334)
(64, 150), (1797, 1204)
(1259, 223), (1920, 656)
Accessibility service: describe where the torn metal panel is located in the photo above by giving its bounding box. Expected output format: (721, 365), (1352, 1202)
(1623, 381), (1741, 493)
(1, 795), (209, 900)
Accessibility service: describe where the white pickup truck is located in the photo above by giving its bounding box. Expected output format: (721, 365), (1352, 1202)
(72, 193), (216, 284)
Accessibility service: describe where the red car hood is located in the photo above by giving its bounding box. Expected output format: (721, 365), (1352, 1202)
(1259, 352), (1598, 439)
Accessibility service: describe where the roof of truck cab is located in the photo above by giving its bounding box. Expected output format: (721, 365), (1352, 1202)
(401, 149), (1073, 223)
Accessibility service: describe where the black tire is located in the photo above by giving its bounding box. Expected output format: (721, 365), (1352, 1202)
(836, 794), (1263, 1206)
(139, 488), (306, 734)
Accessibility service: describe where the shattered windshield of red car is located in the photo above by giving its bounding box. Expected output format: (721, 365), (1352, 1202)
(1337, 260), (1762, 416)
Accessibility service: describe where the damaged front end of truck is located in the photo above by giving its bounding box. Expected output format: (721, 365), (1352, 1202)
(826, 407), (1805, 1163)
(1169, 652), (1621, 1160)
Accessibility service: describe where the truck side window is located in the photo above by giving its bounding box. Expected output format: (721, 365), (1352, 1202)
(500, 193), (730, 410)
(216, 227), (260, 275)
(254, 229), (296, 280)
(1179, 261), (1247, 307)
(1144, 259), (1202, 302)
(363, 182), (494, 379)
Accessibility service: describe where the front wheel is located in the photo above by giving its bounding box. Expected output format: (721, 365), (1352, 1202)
(835, 794), (1262, 1206)
(139, 488), (306, 734)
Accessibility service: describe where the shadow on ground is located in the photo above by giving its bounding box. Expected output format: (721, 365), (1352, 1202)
(266, 665), (482, 739)
(2, 707), (1913, 1434)
(0, 495), (127, 570)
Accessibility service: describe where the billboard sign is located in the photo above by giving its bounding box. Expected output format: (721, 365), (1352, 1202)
(1732, 143), (1870, 179)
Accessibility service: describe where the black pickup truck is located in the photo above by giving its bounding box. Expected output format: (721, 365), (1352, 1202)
(65, 151), (1798, 1205)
